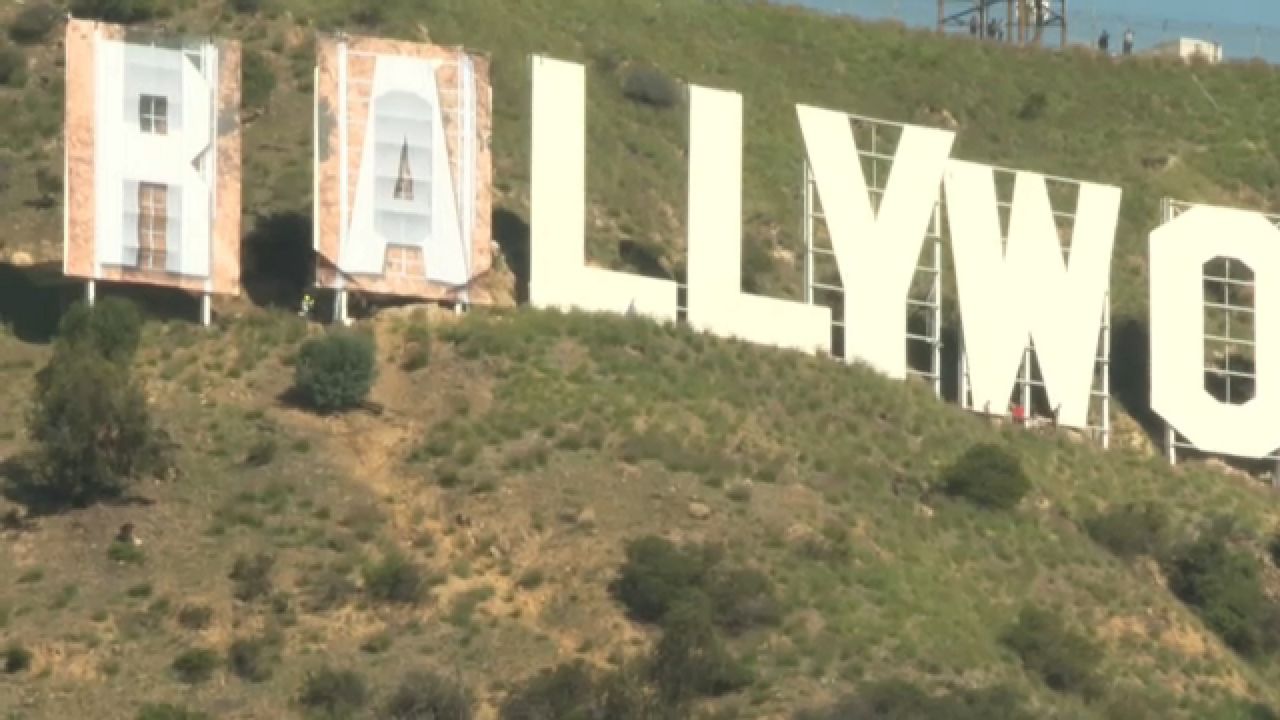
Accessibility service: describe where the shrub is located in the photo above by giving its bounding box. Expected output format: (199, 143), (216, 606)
(229, 553), (275, 602)
(228, 633), (281, 683)
(69, 0), (162, 23)
(54, 298), (143, 364)
(939, 443), (1030, 510)
(799, 680), (1034, 720)
(613, 535), (712, 623)
(363, 550), (426, 604)
(650, 594), (751, 704)
(0, 45), (25, 88)
(136, 704), (212, 720)
(171, 648), (219, 685)
(401, 323), (431, 371)
(4, 643), (32, 674)
(1085, 501), (1169, 559)
(228, 0), (263, 13)
(1001, 606), (1100, 696)
(621, 66), (681, 108)
(294, 329), (377, 412)
(383, 670), (473, 720)
(26, 351), (163, 507)
(242, 49), (276, 111)
(9, 3), (60, 44)
(177, 605), (213, 630)
(298, 666), (369, 717)
(706, 567), (780, 634)
(1165, 534), (1278, 657)
(244, 437), (278, 467)
(499, 661), (660, 720)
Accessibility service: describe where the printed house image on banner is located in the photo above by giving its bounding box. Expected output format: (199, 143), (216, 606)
(313, 34), (495, 303)
(63, 18), (243, 295)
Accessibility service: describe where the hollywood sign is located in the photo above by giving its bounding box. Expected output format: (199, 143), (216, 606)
(527, 55), (1280, 469)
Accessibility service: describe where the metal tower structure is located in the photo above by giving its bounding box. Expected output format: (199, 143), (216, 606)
(937, 0), (1068, 50)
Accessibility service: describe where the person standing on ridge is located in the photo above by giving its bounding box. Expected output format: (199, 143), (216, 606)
(1123, 27), (1135, 55)
(1098, 29), (1110, 54)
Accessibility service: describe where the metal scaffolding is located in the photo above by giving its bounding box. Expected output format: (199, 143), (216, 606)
(937, 0), (1069, 49)
(802, 114), (945, 399)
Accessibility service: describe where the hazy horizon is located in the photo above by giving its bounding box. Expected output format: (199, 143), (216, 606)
(788, 0), (1280, 61)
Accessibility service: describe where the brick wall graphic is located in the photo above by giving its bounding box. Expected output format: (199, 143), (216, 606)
(313, 34), (496, 303)
(64, 18), (243, 295)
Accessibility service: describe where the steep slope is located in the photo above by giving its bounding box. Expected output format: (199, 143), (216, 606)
(2, 306), (1280, 719)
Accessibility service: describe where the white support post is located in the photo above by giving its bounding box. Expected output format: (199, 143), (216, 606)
(86, 280), (96, 307)
(200, 293), (212, 327)
(1021, 345), (1033, 417)
(1273, 454), (1280, 490)
(334, 290), (350, 326)
(1165, 424), (1178, 465)
(802, 162), (814, 307)
(1101, 298), (1112, 449)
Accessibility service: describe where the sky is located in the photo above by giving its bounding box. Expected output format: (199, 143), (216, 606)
(788, 0), (1280, 62)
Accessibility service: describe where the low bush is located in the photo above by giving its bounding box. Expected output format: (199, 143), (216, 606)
(1085, 501), (1169, 559)
(1165, 534), (1279, 657)
(177, 605), (213, 630)
(136, 704), (212, 720)
(798, 680), (1034, 720)
(499, 661), (662, 720)
(383, 670), (473, 720)
(1001, 606), (1100, 696)
(9, 3), (60, 44)
(363, 550), (427, 604)
(57, 299), (142, 363)
(613, 535), (778, 633)
(4, 643), (32, 674)
(706, 566), (780, 634)
(621, 66), (681, 108)
(242, 49), (276, 111)
(298, 666), (369, 717)
(108, 540), (146, 565)
(0, 44), (25, 88)
(69, 0), (164, 23)
(939, 443), (1030, 510)
(613, 535), (711, 623)
(293, 329), (377, 412)
(650, 594), (752, 704)
(228, 0), (264, 13)
(171, 647), (219, 685)
(228, 633), (281, 683)
(229, 553), (275, 602)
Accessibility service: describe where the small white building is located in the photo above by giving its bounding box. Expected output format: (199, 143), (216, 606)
(1147, 37), (1223, 64)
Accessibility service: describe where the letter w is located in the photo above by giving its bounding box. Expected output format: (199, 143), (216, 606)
(943, 161), (1121, 428)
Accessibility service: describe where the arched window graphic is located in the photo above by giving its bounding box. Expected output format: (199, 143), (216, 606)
(373, 90), (432, 278)
(393, 138), (413, 201)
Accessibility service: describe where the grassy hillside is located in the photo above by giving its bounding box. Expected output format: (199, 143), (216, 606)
(3, 0), (1280, 320)
(3, 305), (1280, 719)
(5, 1), (1280, 718)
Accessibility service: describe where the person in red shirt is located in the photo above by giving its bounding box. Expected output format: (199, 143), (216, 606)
(1011, 402), (1027, 426)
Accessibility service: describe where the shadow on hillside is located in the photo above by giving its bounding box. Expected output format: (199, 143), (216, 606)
(0, 455), (155, 519)
(92, 282), (203, 325)
(0, 262), (77, 344)
(493, 207), (530, 304)
(242, 211), (314, 310)
(1111, 316), (1162, 442)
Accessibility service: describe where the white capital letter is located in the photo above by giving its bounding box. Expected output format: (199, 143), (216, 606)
(686, 86), (829, 354)
(944, 163), (1120, 429)
(529, 56), (678, 320)
(797, 105), (954, 378)
(1151, 206), (1280, 459)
